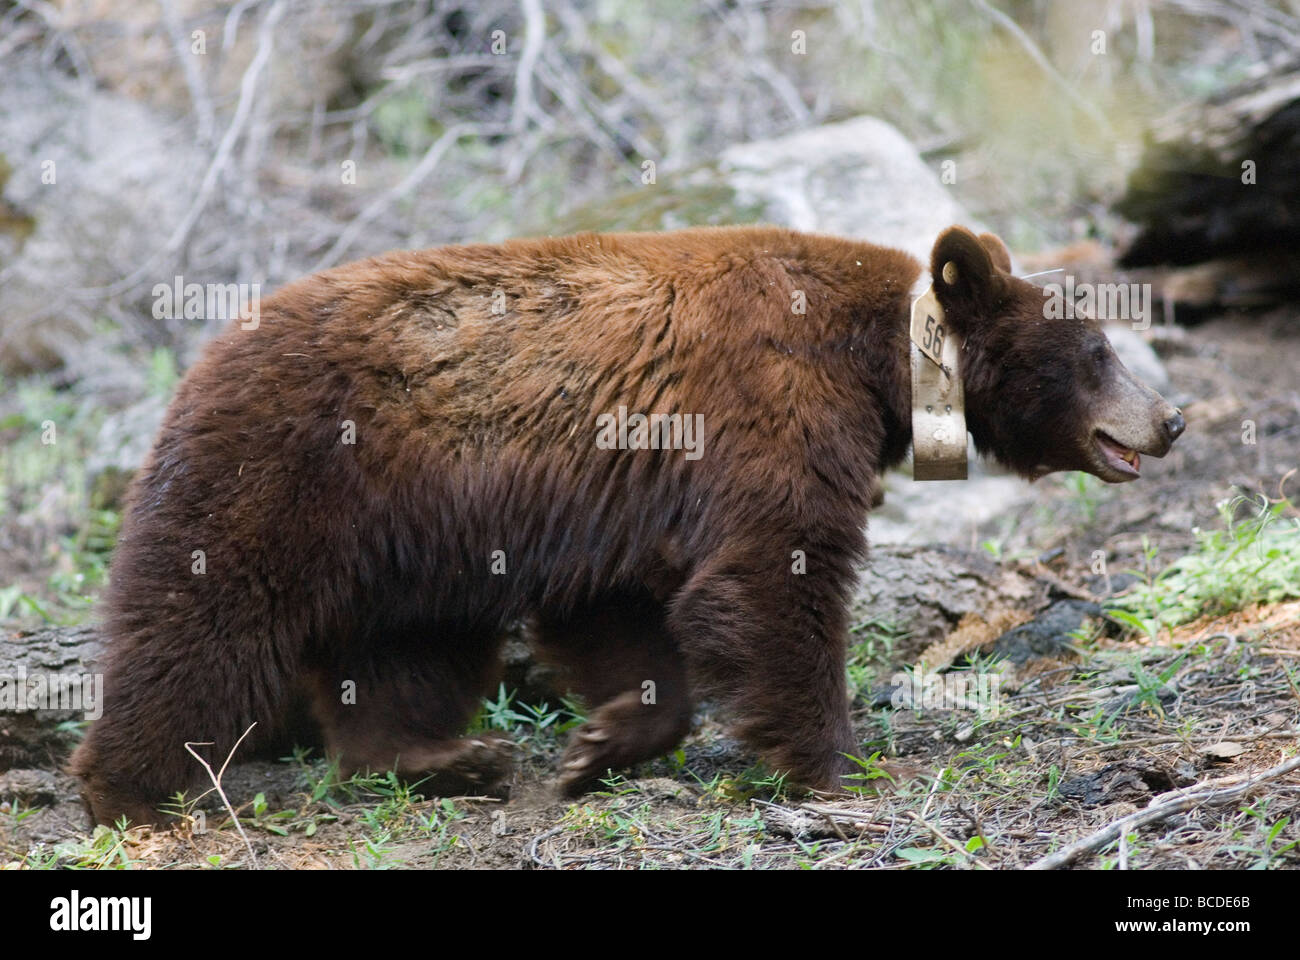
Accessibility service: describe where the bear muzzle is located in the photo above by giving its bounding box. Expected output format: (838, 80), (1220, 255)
(1088, 399), (1184, 482)
(1084, 359), (1185, 482)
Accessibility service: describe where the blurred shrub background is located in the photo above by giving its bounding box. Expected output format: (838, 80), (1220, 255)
(1, 0), (1294, 371)
(0, 0), (1293, 621)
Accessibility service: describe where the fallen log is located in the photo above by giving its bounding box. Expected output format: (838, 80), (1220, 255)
(1117, 56), (1300, 311)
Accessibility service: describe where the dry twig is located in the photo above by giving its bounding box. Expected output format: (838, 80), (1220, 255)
(1028, 752), (1300, 869)
(184, 722), (261, 868)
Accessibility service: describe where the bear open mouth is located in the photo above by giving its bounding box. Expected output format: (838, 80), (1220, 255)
(1094, 431), (1141, 478)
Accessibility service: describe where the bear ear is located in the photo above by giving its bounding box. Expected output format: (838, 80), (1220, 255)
(930, 226), (1005, 325)
(977, 232), (1012, 273)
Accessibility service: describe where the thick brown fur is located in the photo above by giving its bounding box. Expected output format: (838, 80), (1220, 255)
(70, 225), (1182, 825)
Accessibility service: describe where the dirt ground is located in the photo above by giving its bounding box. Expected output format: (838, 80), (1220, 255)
(1, 308), (1298, 870)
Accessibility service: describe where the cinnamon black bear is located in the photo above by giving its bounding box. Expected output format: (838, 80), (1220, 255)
(71, 225), (1184, 825)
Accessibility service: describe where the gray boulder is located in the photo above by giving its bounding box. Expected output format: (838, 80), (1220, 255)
(720, 115), (989, 263)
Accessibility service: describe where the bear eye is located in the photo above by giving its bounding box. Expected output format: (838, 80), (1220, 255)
(1090, 342), (1109, 368)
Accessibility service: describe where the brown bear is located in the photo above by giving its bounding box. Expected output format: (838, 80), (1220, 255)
(70, 225), (1184, 825)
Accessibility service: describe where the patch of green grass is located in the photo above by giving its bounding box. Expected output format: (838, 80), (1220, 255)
(1108, 495), (1300, 639)
(846, 615), (910, 695)
(0, 376), (124, 625)
(370, 89), (440, 158)
(146, 346), (179, 398)
(1235, 801), (1298, 869)
(472, 683), (584, 749)
(27, 821), (145, 869)
(558, 791), (767, 867)
(1060, 470), (1107, 525)
(562, 798), (654, 849)
(281, 750), (467, 864)
(543, 175), (767, 236)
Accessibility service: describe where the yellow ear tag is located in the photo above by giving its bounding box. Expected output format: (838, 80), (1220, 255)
(909, 280), (967, 481)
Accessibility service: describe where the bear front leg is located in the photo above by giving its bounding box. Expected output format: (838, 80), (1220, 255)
(70, 646), (277, 829)
(667, 551), (858, 792)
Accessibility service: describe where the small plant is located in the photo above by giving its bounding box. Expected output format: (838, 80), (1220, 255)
(41, 821), (143, 870)
(1122, 650), (1188, 720)
(1108, 495), (1300, 638)
(843, 751), (896, 794)
(894, 845), (961, 868)
(472, 683), (584, 746)
(1100, 832), (1144, 870)
(846, 616), (910, 694)
(1044, 763), (1063, 803)
(1233, 801), (1299, 869)
(349, 829), (398, 869)
(249, 792), (296, 837)
(690, 766), (789, 804)
(1061, 470), (1106, 524)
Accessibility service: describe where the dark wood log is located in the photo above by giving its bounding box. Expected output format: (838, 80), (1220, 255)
(1118, 58), (1300, 286)
(0, 625), (102, 771)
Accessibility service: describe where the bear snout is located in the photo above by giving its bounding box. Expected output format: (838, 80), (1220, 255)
(1163, 410), (1186, 443)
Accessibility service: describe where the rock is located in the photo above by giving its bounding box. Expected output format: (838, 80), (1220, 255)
(989, 599), (1100, 666)
(549, 115), (990, 267)
(1118, 61), (1300, 271)
(0, 768), (63, 808)
(1056, 760), (1191, 807)
(869, 458), (1025, 547)
(720, 116), (989, 264)
(1103, 323), (1170, 395)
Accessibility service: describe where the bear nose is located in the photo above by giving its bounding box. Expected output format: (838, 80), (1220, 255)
(1163, 410), (1186, 442)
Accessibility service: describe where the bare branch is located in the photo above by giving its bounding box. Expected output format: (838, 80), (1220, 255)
(159, 0), (216, 145)
(969, 0), (1114, 136)
(512, 0), (546, 134)
(1028, 752), (1300, 869)
(312, 121), (509, 271)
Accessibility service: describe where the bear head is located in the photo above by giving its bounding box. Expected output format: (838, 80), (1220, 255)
(928, 226), (1185, 483)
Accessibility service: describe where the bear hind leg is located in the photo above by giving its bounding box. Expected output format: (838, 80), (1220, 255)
(306, 630), (513, 796)
(532, 595), (693, 795)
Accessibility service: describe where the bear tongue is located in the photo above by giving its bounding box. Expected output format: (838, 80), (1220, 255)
(1097, 433), (1140, 476)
